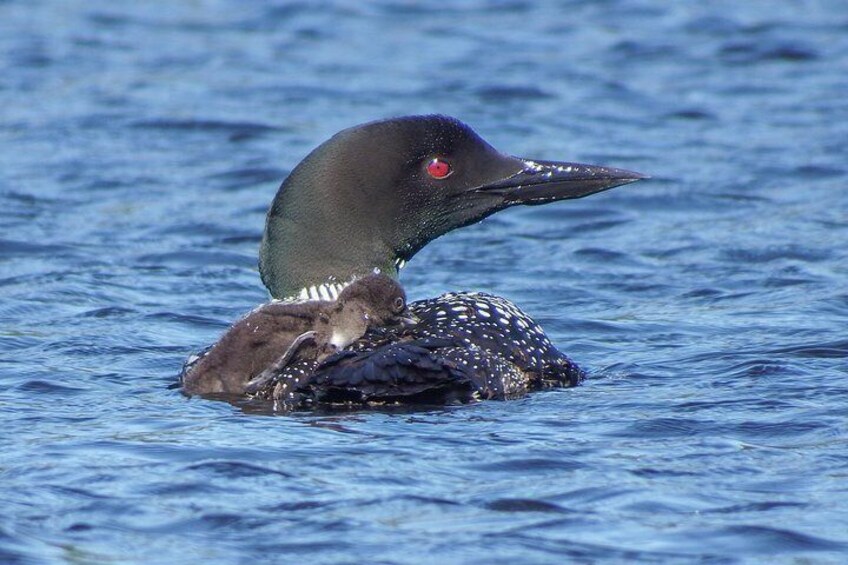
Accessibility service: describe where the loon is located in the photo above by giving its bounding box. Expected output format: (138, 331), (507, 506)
(181, 115), (646, 408)
(239, 115), (647, 409)
(181, 274), (412, 396)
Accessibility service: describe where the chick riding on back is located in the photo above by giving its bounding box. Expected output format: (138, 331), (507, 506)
(181, 274), (412, 397)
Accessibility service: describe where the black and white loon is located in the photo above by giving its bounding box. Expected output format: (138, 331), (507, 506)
(184, 115), (646, 408)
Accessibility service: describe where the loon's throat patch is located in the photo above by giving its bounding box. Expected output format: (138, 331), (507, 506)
(294, 282), (347, 302)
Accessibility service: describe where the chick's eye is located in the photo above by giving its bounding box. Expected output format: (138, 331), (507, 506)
(393, 297), (405, 312)
(426, 158), (452, 179)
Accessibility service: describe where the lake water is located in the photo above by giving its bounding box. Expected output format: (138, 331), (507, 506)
(2, 1), (847, 563)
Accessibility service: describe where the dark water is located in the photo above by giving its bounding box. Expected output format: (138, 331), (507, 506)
(2, 1), (847, 562)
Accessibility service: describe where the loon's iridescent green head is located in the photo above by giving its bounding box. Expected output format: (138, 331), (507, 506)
(259, 115), (646, 299)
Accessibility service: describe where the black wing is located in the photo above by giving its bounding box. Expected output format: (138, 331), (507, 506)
(298, 338), (478, 406)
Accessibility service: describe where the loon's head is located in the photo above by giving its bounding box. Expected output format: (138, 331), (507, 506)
(260, 115), (646, 299)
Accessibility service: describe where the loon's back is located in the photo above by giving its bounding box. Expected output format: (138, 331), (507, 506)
(254, 292), (584, 409)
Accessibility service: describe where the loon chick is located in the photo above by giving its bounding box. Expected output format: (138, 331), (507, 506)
(245, 115), (647, 408)
(181, 274), (412, 396)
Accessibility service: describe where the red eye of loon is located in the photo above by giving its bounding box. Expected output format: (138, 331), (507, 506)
(426, 158), (452, 179)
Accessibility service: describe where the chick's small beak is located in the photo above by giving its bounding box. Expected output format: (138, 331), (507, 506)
(398, 312), (420, 327)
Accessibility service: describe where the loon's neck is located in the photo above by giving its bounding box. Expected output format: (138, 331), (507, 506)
(271, 259), (407, 302)
(259, 204), (405, 299)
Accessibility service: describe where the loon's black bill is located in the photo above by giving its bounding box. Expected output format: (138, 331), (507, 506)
(479, 159), (648, 206)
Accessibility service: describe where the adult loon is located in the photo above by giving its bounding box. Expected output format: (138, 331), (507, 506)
(186, 115), (646, 408)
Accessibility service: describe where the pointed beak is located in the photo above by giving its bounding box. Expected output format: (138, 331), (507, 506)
(398, 312), (420, 327)
(475, 159), (648, 206)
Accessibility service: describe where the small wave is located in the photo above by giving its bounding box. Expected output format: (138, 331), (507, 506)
(205, 167), (286, 191)
(136, 250), (256, 268)
(719, 42), (819, 64)
(185, 460), (293, 479)
(130, 119), (287, 142)
(0, 239), (77, 257)
(475, 85), (555, 102)
(704, 524), (847, 553)
(131, 119), (285, 134)
(485, 498), (570, 513)
(17, 380), (87, 395)
(472, 457), (585, 473)
(771, 340), (848, 359)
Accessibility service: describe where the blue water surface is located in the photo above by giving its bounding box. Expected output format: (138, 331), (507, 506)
(2, 1), (847, 563)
